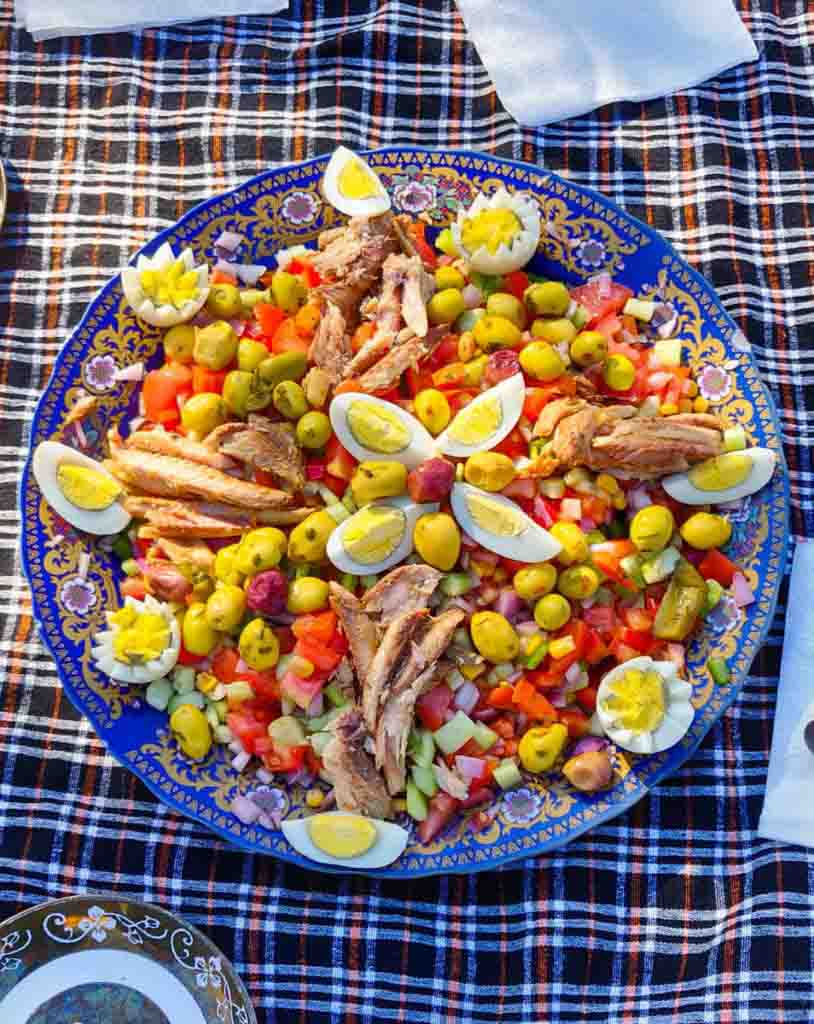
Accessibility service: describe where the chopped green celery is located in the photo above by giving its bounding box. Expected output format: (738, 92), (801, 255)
(446, 668), (466, 691)
(433, 711), (476, 755)
(708, 657), (730, 685)
(214, 724), (233, 744)
(703, 579), (724, 615)
(360, 574), (379, 589)
(172, 666), (197, 694)
(223, 680), (254, 705)
(314, 482), (340, 507)
(406, 781), (429, 822)
(407, 728), (436, 768)
(723, 426), (747, 452)
(653, 338), (682, 366)
(145, 678), (173, 711)
(305, 707), (344, 733)
(324, 681), (350, 708)
(440, 572), (474, 598)
(472, 722), (498, 751)
(456, 308), (485, 333)
(452, 628), (474, 651)
(470, 271), (503, 298)
(640, 547), (680, 585)
(211, 699), (228, 723)
(341, 494), (358, 517)
(525, 640), (549, 670)
(309, 731), (333, 757)
(167, 691), (206, 714)
(339, 572), (357, 591)
(411, 762), (439, 798)
(325, 503), (350, 524)
(539, 477), (565, 499)
(111, 532), (133, 562)
(493, 758), (523, 790)
(570, 303), (590, 329)
(623, 298), (656, 322)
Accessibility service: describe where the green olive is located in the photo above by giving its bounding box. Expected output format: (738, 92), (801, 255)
(235, 528), (287, 576)
(486, 292), (527, 329)
(570, 330), (608, 368)
(222, 370), (254, 418)
(239, 288), (269, 315)
(513, 563), (557, 601)
(239, 618), (280, 671)
(296, 411), (332, 449)
(273, 380), (308, 420)
(630, 505), (675, 553)
(257, 351), (308, 390)
(213, 543), (244, 585)
(163, 324), (196, 364)
(530, 318), (577, 345)
(434, 266), (465, 290)
(680, 512), (732, 551)
(519, 341), (565, 381)
(182, 602), (221, 656)
(180, 392), (227, 438)
(524, 281), (571, 317)
(271, 270), (306, 314)
(205, 583), (247, 632)
(558, 565), (601, 600)
(472, 314), (523, 351)
(534, 593), (571, 631)
(351, 461), (408, 505)
(206, 283), (242, 319)
(427, 288), (466, 325)
(238, 337), (270, 373)
(286, 576), (330, 615)
(193, 321), (238, 371)
(603, 353), (636, 391)
(170, 704), (212, 760)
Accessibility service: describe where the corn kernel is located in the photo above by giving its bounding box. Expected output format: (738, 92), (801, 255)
(458, 331), (476, 362)
(393, 798), (408, 814)
(660, 402), (679, 416)
(612, 493), (627, 510)
(526, 634), (546, 656)
(596, 473), (620, 495)
(305, 788), (324, 809)
(678, 398), (693, 414)
(693, 396), (709, 413)
(461, 663), (486, 680)
(196, 672), (219, 696)
(549, 635), (576, 660)
(493, 566), (508, 584)
(685, 380), (698, 398)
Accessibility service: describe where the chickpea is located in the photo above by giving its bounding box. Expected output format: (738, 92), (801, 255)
(534, 593), (571, 631)
(524, 281), (570, 317)
(205, 584), (247, 632)
(163, 324), (196, 364)
(239, 618), (280, 671)
(170, 704), (213, 760)
(470, 611), (520, 663)
(569, 331), (608, 368)
(630, 505), (675, 553)
(235, 528), (287, 576)
(287, 577), (330, 614)
(182, 602), (221, 656)
(530, 318), (577, 345)
(519, 341), (565, 382)
(513, 563), (557, 601)
(473, 315), (523, 351)
(486, 292), (527, 329)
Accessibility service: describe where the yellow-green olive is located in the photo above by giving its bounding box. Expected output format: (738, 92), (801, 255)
(549, 522), (589, 565)
(534, 593), (571, 631)
(206, 283), (242, 319)
(524, 281), (570, 317)
(434, 266), (465, 290)
(238, 618), (280, 670)
(273, 380), (308, 420)
(413, 513), (461, 571)
(513, 563), (557, 601)
(351, 461), (408, 505)
(214, 543), (244, 585)
(223, 370), (254, 418)
(680, 512), (732, 551)
(463, 451), (516, 492)
(630, 505), (675, 553)
(163, 324), (196, 364)
(486, 292), (527, 329)
(519, 341), (565, 381)
(193, 321), (238, 371)
(180, 392), (227, 438)
(257, 351), (308, 390)
(239, 288), (269, 315)
(271, 270), (307, 313)
(205, 584), (247, 632)
(473, 314), (523, 351)
(427, 288), (466, 325)
(238, 337), (270, 373)
(470, 611), (520, 663)
(182, 602), (221, 656)
(287, 577), (330, 614)
(558, 565), (601, 600)
(414, 389), (451, 435)
(296, 411), (332, 449)
(569, 331), (608, 367)
(519, 723), (568, 771)
(603, 353), (636, 391)
(170, 704), (212, 760)
(235, 528), (287, 576)
(287, 509), (336, 563)
(530, 318), (577, 345)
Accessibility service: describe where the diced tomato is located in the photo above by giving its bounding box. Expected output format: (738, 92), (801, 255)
(373, 386), (401, 404)
(583, 625), (610, 665)
(593, 314), (622, 341)
(527, 668), (565, 690)
(512, 679), (557, 721)
(143, 366), (184, 421)
(575, 685), (598, 713)
(581, 494), (610, 523)
(570, 280), (633, 327)
(286, 259), (321, 289)
(120, 577), (147, 600)
(426, 334), (460, 371)
(558, 707), (590, 738)
(211, 268), (237, 286)
(406, 221), (437, 268)
(532, 496), (559, 530)
(211, 646), (240, 683)
(582, 604), (616, 633)
(239, 668), (281, 702)
(493, 428), (528, 460)
(156, 408), (180, 429)
(622, 607), (654, 631)
(227, 700), (277, 754)
(255, 303), (286, 338)
(293, 638), (343, 674)
(272, 319), (310, 355)
(333, 377), (363, 396)
(325, 436), (357, 480)
(487, 683), (515, 709)
(263, 742), (308, 774)
(522, 377), (577, 421)
(192, 366), (228, 394)
(292, 610), (337, 645)
(405, 366), (434, 397)
(280, 670), (325, 710)
(591, 539), (636, 560)
(502, 477), (536, 501)
(610, 640), (643, 665)
(418, 791), (459, 844)
(503, 270), (529, 300)
(416, 684), (453, 731)
(618, 627), (656, 654)
(321, 474), (347, 498)
(545, 621), (588, 677)
(591, 549), (637, 590)
(698, 548), (737, 587)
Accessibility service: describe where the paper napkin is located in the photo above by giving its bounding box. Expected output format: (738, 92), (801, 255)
(454, 0), (759, 125)
(758, 541), (814, 848)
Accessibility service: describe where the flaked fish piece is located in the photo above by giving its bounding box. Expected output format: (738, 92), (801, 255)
(533, 397), (591, 439)
(321, 706), (393, 819)
(357, 330), (444, 393)
(208, 419), (304, 492)
(153, 536), (215, 573)
(108, 429), (293, 510)
(329, 657), (358, 705)
(400, 255), (435, 337)
(361, 610), (427, 734)
(308, 299), (352, 386)
(121, 495), (250, 538)
(329, 582), (379, 684)
(362, 564), (442, 621)
(125, 428), (238, 471)
(255, 507), (315, 525)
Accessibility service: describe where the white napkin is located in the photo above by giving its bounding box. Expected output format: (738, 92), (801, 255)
(454, 0), (758, 125)
(758, 541), (814, 848)
(16, 0), (287, 40)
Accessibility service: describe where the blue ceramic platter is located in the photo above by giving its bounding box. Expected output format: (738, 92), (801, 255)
(20, 149), (788, 876)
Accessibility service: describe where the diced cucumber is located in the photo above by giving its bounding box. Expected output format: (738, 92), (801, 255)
(325, 502), (350, 523)
(339, 572), (357, 591)
(223, 680), (254, 705)
(469, 271), (503, 298)
(493, 758), (523, 790)
(167, 691), (206, 715)
(406, 781), (429, 822)
(570, 303), (590, 329)
(539, 477), (565, 499)
(111, 532), (133, 562)
(214, 724), (233, 744)
(640, 547), (680, 585)
(440, 573), (474, 598)
(360, 574), (379, 589)
(324, 681), (350, 708)
(305, 707), (344, 734)
(619, 553), (646, 588)
(446, 668), (466, 692)
(723, 426), (747, 452)
(456, 308), (485, 333)
(623, 298), (656, 322)
(433, 711), (476, 755)
(309, 732), (333, 757)
(172, 667), (197, 694)
(211, 699), (228, 723)
(702, 578), (724, 615)
(407, 728), (436, 768)
(205, 703), (221, 730)
(268, 715), (307, 748)
(341, 493), (358, 516)
(472, 722), (498, 751)
(652, 338), (683, 366)
(452, 628), (473, 650)
(145, 678), (173, 711)
(411, 762), (439, 798)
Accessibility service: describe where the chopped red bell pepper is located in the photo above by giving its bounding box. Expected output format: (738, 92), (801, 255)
(176, 645), (205, 667)
(487, 683), (515, 709)
(192, 366), (228, 394)
(618, 627), (656, 654)
(558, 707), (591, 738)
(255, 302), (286, 338)
(698, 548), (737, 587)
(325, 436), (357, 481)
(512, 679), (557, 721)
(503, 269), (529, 300)
(293, 638), (343, 674)
(211, 646), (241, 683)
(292, 610), (337, 645)
(263, 742), (309, 774)
(418, 791), (459, 844)
(569, 280), (633, 327)
(575, 685), (598, 713)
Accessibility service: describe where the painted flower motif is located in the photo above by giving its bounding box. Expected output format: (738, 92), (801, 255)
(393, 179), (436, 215)
(60, 577), (97, 615)
(706, 594), (742, 634)
(281, 191), (320, 226)
(194, 954), (223, 989)
(697, 364), (732, 403)
(574, 237), (607, 269)
(501, 786), (543, 825)
(81, 905), (116, 942)
(250, 786), (288, 819)
(84, 354), (118, 391)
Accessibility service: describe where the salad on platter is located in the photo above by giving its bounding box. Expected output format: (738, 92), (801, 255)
(30, 147), (778, 870)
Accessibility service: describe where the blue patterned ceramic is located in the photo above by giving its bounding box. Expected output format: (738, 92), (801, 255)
(19, 149), (788, 876)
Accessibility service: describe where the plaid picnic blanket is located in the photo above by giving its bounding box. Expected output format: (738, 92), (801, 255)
(0, 1), (812, 1020)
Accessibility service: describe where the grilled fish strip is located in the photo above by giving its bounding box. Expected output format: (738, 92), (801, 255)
(361, 610), (427, 734)
(308, 299), (352, 386)
(125, 428), (237, 471)
(361, 564), (442, 621)
(208, 419), (305, 492)
(321, 707), (393, 819)
(329, 582), (379, 685)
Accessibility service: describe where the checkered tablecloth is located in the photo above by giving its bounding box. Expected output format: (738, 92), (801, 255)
(1, 1), (812, 1020)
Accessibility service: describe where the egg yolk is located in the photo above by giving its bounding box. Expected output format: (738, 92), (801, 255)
(342, 507), (406, 564)
(308, 814), (377, 859)
(347, 401), (410, 454)
(603, 669), (665, 733)
(461, 209), (521, 255)
(110, 607), (170, 664)
(140, 258), (200, 308)
(466, 492), (525, 538)
(447, 396), (501, 445)
(338, 158), (382, 200)
(57, 464), (122, 511)
(688, 453), (752, 492)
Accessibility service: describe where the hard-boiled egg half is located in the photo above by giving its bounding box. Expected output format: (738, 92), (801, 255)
(91, 594), (180, 685)
(662, 448), (776, 505)
(451, 483), (561, 563)
(327, 496), (439, 576)
(282, 812), (408, 869)
(436, 373), (525, 458)
(451, 187), (541, 275)
(330, 392), (435, 469)
(121, 241), (210, 327)
(595, 656), (694, 755)
(322, 147), (391, 219)
(33, 441), (131, 535)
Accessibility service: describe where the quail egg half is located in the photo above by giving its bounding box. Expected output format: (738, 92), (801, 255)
(662, 448), (776, 505)
(33, 441), (131, 535)
(282, 812), (409, 869)
(327, 497), (439, 576)
(322, 147), (391, 219)
(451, 482), (561, 563)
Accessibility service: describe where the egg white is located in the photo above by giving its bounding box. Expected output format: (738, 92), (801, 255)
(662, 447), (776, 506)
(322, 147), (391, 219)
(436, 373), (526, 459)
(121, 242), (210, 328)
(450, 482), (561, 563)
(327, 496), (440, 576)
(595, 656), (695, 755)
(91, 594), (181, 685)
(282, 812), (409, 869)
(33, 441), (132, 536)
(329, 392), (436, 469)
(451, 187), (541, 275)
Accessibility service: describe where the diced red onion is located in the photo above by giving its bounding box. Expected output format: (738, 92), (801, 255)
(226, 318), (246, 336)
(306, 694), (324, 717)
(231, 750), (252, 772)
(214, 259), (239, 279)
(579, 516), (596, 532)
(255, 768), (273, 785)
(454, 755), (486, 784)
(449, 597), (475, 615)
(268, 613), (296, 626)
(584, 605), (615, 630)
(235, 264), (267, 287)
(235, 657), (249, 674)
(657, 317), (678, 339)
(516, 620), (538, 636)
(628, 487), (652, 511)
(473, 707), (499, 723)
(192, 310), (214, 327)
(114, 361), (145, 382)
(214, 230), (244, 253)
(462, 284), (483, 309)
(228, 740), (244, 756)
(231, 794), (261, 824)
(434, 761), (469, 799)
(533, 495), (555, 529)
(287, 768), (314, 788)
(570, 736), (609, 757)
(493, 588), (525, 622)
(207, 537), (236, 552)
(514, 712), (528, 734)
(507, 670), (523, 683)
(453, 680), (480, 715)
(460, 551), (470, 570)
(565, 662), (583, 686)
(547, 687), (568, 708)
(560, 497), (582, 521)
(732, 572), (754, 607)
